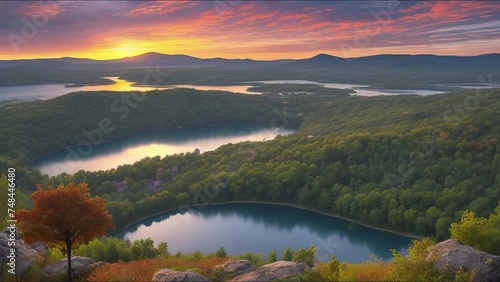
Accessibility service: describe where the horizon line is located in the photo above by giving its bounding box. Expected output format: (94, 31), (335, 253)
(2, 52), (500, 62)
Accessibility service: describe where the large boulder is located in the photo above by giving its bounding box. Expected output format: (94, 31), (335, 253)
(30, 242), (49, 256)
(39, 256), (95, 280)
(214, 260), (258, 277)
(427, 239), (500, 282)
(152, 269), (211, 281)
(0, 228), (39, 278)
(232, 261), (309, 281)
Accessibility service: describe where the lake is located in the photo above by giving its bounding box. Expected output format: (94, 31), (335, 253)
(31, 125), (294, 176)
(1, 77), (459, 104)
(250, 80), (445, 96)
(3, 77), (500, 105)
(0, 77), (259, 103)
(138, 83), (261, 94)
(120, 203), (413, 262)
(0, 77), (158, 103)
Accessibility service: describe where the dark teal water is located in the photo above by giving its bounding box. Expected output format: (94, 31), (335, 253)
(120, 203), (412, 262)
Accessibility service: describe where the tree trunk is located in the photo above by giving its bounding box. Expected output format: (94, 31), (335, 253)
(66, 241), (72, 282)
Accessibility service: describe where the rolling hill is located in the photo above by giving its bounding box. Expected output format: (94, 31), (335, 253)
(0, 52), (498, 88)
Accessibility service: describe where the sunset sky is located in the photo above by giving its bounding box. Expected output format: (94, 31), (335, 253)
(0, 1), (499, 60)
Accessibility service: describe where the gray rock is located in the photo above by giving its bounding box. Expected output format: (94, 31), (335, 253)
(214, 260), (258, 277)
(232, 261), (309, 281)
(31, 242), (49, 256)
(0, 229), (39, 277)
(152, 269), (211, 281)
(39, 256), (95, 280)
(427, 239), (500, 282)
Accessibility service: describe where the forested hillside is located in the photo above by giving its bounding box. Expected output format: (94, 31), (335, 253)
(1, 88), (499, 240)
(0, 89), (500, 239)
(0, 89), (301, 190)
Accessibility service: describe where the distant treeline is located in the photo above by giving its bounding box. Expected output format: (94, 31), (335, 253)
(246, 84), (354, 96)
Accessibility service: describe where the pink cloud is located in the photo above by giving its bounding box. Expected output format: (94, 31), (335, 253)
(400, 1), (496, 24)
(216, 3), (259, 20)
(277, 13), (311, 21)
(235, 12), (278, 25)
(128, 1), (199, 16)
(1, 0), (498, 60)
(17, 3), (64, 18)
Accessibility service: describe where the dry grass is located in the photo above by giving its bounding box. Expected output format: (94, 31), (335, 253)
(86, 257), (228, 281)
(314, 259), (393, 281)
(345, 261), (393, 281)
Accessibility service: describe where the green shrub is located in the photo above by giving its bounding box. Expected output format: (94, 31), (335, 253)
(238, 252), (263, 265)
(215, 247), (227, 258)
(158, 241), (170, 258)
(74, 236), (170, 262)
(450, 210), (500, 255)
(328, 255), (340, 279)
(46, 247), (64, 265)
(292, 245), (316, 267)
(282, 247), (294, 261)
(389, 238), (444, 281)
(454, 266), (475, 282)
(267, 250), (277, 263)
(186, 251), (203, 261)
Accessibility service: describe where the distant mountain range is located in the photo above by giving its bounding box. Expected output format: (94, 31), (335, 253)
(0, 52), (293, 69)
(1, 51), (499, 69)
(0, 52), (498, 88)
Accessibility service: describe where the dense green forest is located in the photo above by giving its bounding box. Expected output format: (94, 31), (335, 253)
(0, 89), (301, 188)
(2, 87), (499, 241)
(246, 84), (354, 96)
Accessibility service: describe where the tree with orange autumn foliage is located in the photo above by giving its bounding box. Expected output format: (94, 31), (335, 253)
(17, 183), (113, 281)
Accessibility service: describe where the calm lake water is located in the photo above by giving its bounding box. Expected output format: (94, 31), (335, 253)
(0, 77), (258, 103)
(250, 80), (444, 96)
(31, 125), (294, 176)
(137, 83), (261, 94)
(120, 203), (412, 262)
(1, 77), (459, 104)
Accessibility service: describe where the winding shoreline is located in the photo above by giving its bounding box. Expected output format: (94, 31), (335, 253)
(28, 122), (277, 172)
(116, 200), (423, 240)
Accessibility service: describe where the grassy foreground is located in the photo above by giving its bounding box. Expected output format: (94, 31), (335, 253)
(5, 238), (473, 282)
(85, 256), (395, 282)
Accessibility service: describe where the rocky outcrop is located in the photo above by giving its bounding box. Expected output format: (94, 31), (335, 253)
(214, 260), (258, 277)
(152, 269), (211, 281)
(151, 261), (310, 282)
(0, 228), (39, 277)
(31, 242), (49, 256)
(427, 239), (500, 282)
(232, 261), (309, 281)
(39, 256), (95, 280)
